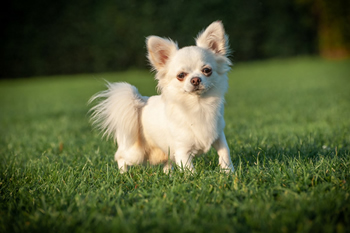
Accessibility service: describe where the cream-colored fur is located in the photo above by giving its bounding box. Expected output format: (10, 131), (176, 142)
(90, 21), (234, 173)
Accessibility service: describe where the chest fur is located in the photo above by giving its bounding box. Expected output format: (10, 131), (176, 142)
(167, 96), (225, 153)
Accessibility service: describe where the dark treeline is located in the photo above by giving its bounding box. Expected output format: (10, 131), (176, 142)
(1, 0), (349, 78)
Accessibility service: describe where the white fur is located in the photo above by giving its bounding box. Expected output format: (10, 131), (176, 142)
(90, 21), (234, 173)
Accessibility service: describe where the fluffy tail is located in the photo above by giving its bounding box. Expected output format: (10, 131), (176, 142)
(89, 82), (147, 147)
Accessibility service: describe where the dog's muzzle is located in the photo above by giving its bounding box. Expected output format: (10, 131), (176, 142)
(191, 77), (201, 87)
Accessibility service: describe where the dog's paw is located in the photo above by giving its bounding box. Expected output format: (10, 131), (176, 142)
(220, 165), (234, 173)
(163, 164), (173, 174)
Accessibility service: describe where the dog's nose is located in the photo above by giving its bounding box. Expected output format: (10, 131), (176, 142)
(191, 77), (201, 86)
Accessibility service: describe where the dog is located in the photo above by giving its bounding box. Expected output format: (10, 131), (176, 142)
(90, 21), (234, 173)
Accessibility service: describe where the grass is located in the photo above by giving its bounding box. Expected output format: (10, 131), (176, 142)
(0, 57), (350, 233)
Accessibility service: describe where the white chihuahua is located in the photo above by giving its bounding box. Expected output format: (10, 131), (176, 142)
(90, 21), (234, 173)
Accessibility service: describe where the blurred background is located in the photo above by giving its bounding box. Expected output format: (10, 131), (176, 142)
(1, 0), (349, 79)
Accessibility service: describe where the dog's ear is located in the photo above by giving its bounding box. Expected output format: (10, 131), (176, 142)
(196, 21), (229, 56)
(146, 36), (178, 71)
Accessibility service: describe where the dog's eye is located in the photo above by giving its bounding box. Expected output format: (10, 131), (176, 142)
(177, 72), (187, 81)
(202, 67), (212, 76)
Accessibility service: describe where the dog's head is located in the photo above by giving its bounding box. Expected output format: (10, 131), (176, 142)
(146, 21), (231, 97)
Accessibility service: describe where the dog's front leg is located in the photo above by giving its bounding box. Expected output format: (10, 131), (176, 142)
(213, 132), (234, 173)
(174, 149), (194, 172)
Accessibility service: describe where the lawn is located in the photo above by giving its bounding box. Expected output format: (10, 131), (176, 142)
(0, 57), (349, 233)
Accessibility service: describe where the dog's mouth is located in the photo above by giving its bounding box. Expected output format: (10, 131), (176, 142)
(187, 85), (207, 95)
(193, 85), (202, 92)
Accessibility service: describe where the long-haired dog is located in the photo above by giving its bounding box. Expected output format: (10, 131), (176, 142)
(90, 21), (234, 173)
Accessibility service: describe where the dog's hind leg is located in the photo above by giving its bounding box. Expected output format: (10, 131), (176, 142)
(115, 149), (128, 173)
(163, 161), (173, 174)
(90, 82), (147, 173)
(115, 143), (145, 173)
(115, 155), (128, 173)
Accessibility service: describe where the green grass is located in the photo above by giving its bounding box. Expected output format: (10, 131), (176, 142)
(1, 57), (350, 233)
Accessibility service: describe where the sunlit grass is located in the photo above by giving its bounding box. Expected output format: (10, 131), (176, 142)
(0, 57), (349, 232)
